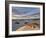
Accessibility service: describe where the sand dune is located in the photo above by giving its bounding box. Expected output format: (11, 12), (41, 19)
(16, 23), (40, 31)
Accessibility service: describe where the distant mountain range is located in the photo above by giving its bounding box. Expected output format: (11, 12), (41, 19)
(12, 13), (40, 19)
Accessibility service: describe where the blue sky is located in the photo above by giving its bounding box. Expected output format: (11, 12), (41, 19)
(12, 7), (40, 16)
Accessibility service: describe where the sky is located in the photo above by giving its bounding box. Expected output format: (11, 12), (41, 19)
(12, 7), (40, 16)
